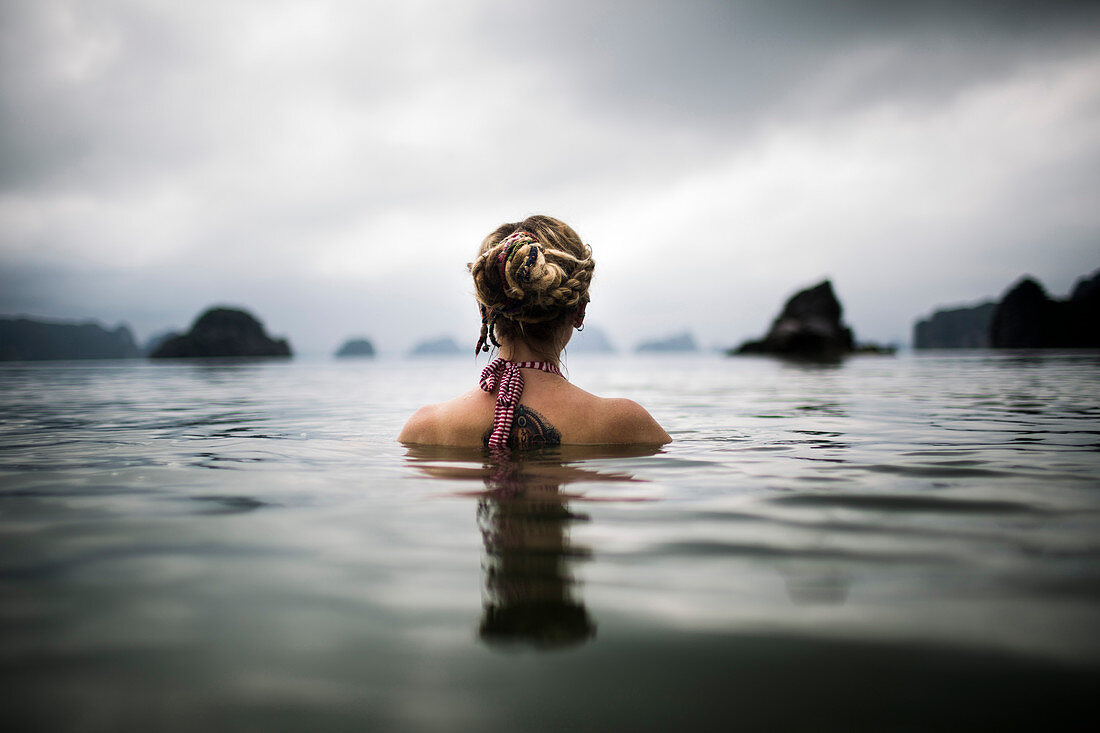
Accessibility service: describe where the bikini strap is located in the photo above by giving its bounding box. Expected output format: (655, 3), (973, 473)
(479, 358), (562, 451)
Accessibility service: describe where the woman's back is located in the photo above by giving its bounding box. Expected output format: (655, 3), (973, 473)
(398, 215), (670, 450)
(399, 367), (669, 448)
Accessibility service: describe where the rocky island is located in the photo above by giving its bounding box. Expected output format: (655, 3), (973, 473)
(914, 268), (1099, 349)
(991, 271), (1099, 348)
(913, 302), (997, 349)
(732, 280), (891, 360)
(150, 307), (291, 359)
(637, 332), (698, 353)
(567, 325), (616, 354)
(335, 338), (376, 358)
(0, 317), (140, 361)
(410, 337), (462, 356)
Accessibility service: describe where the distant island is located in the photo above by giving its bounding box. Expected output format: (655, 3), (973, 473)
(142, 329), (180, 357)
(992, 271), (1099, 348)
(410, 336), (463, 356)
(0, 317), (140, 361)
(637, 332), (698, 353)
(914, 268), (1099, 349)
(731, 280), (892, 360)
(150, 307), (291, 359)
(335, 338), (375, 358)
(567, 325), (615, 353)
(913, 302), (997, 349)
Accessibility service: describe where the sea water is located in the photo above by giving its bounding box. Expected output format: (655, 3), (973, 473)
(1, 352), (1098, 730)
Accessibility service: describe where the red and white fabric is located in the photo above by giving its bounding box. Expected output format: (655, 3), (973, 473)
(479, 357), (562, 450)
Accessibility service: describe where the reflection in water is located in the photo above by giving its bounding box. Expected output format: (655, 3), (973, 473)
(405, 445), (657, 651)
(477, 462), (594, 649)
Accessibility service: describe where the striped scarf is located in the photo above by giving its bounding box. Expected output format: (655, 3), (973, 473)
(479, 357), (562, 450)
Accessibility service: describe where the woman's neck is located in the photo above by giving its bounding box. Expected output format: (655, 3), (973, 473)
(498, 339), (561, 365)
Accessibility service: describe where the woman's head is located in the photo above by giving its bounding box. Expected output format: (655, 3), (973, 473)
(470, 215), (594, 354)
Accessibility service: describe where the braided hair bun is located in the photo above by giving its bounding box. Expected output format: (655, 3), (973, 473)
(469, 215), (594, 353)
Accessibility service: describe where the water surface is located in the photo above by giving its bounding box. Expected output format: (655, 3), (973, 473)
(2, 352), (1098, 730)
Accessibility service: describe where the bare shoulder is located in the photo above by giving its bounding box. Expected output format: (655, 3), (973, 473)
(398, 388), (491, 446)
(398, 403), (443, 444)
(596, 397), (671, 445)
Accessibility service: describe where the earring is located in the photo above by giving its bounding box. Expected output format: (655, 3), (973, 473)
(575, 323), (584, 332)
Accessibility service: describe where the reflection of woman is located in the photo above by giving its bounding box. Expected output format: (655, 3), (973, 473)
(404, 445), (656, 651)
(399, 215), (669, 450)
(477, 463), (595, 649)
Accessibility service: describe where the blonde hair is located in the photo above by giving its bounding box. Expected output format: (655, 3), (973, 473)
(469, 215), (594, 353)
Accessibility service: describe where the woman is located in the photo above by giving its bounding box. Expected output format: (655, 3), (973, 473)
(399, 215), (670, 449)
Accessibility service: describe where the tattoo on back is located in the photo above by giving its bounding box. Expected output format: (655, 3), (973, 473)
(484, 404), (562, 450)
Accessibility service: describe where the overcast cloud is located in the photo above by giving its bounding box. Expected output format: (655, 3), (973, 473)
(2, 0), (1098, 354)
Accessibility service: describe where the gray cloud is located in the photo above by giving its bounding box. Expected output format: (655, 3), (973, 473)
(1, 0), (1098, 353)
(485, 1), (1100, 123)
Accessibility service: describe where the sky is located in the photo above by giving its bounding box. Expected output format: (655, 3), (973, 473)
(2, 0), (1098, 355)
